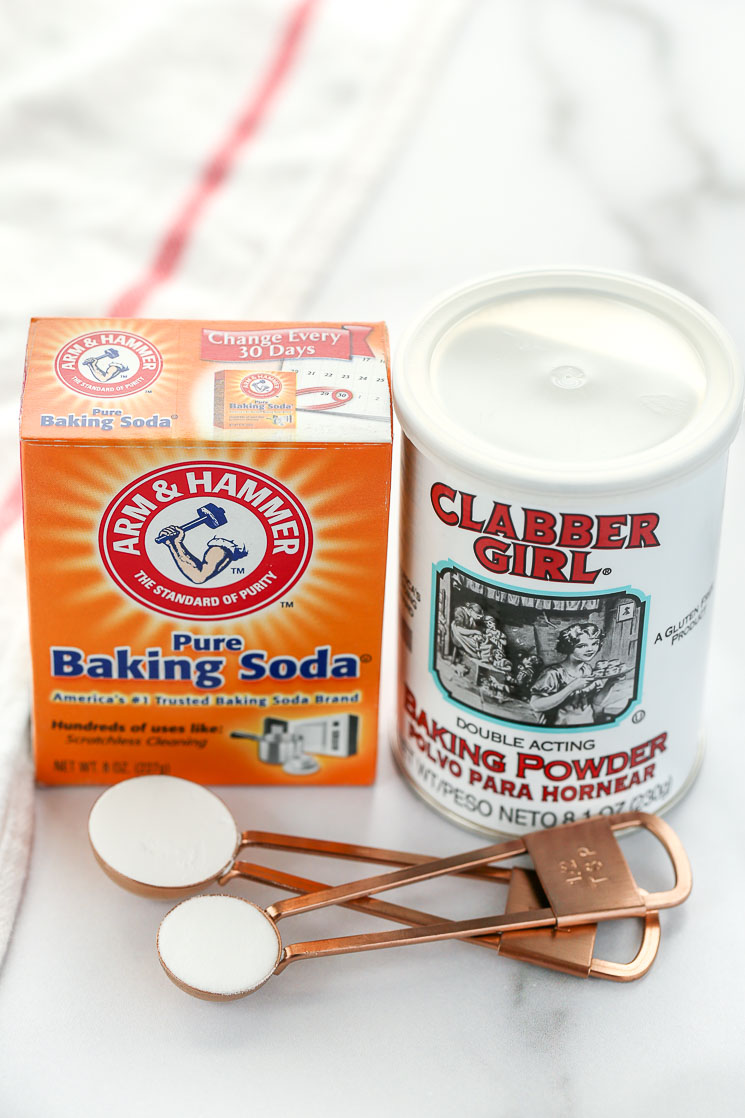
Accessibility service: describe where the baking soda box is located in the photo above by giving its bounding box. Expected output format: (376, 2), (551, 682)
(21, 319), (392, 785)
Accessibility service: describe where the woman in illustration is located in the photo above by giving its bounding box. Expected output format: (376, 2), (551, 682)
(450, 600), (484, 661)
(530, 622), (616, 727)
(156, 525), (248, 585)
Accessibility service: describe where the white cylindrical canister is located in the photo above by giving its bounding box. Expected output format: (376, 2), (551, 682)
(393, 269), (743, 837)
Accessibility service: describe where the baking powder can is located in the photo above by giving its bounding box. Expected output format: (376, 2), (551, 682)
(393, 269), (743, 837)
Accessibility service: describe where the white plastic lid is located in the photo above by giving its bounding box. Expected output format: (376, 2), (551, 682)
(394, 269), (743, 495)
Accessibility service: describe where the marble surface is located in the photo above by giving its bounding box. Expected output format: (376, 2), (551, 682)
(3, 1), (745, 1114)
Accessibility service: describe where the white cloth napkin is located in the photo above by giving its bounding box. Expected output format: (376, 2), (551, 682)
(0, 518), (33, 969)
(0, 0), (467, 967)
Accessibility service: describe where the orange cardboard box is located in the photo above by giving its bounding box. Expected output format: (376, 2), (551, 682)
(21, 319), (392, 785)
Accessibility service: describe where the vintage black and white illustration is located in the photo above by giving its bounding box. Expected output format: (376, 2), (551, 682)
(432, 565), (645, 728)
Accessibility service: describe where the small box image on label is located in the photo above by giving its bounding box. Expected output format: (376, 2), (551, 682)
(213, 369), (296, 429)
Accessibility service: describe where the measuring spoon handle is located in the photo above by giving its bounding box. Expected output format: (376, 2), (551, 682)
(241, 830), (511, 883)
(228, 859), (503, 949)
(275, 909), (556, 971)
(267, 838), (526, 920)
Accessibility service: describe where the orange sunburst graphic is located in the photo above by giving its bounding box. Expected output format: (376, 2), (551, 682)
(22, 318), (180, 433)
(25, 440), (389, 661)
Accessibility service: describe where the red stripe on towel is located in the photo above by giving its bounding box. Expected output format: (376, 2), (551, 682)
(109, 0), (320, 317)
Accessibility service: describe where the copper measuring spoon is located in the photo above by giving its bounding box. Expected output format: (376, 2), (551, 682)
(156, 812), (689, 999)
(89, 775), (660, 980)
(87, 774), (511, 898)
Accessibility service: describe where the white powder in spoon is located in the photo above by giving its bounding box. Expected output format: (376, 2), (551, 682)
(88, 775), (239, 889)
(158, 895), (281, 997)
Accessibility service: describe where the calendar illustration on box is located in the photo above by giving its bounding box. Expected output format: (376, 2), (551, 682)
(204, 324), (391, 434)
(287, 355), (391, 423)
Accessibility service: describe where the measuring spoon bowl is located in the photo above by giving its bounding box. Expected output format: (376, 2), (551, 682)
(88, 775), (240, 898)
(158, 896), (282, 1000)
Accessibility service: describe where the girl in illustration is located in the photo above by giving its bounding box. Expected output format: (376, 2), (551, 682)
(530, 622), (616, 727)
